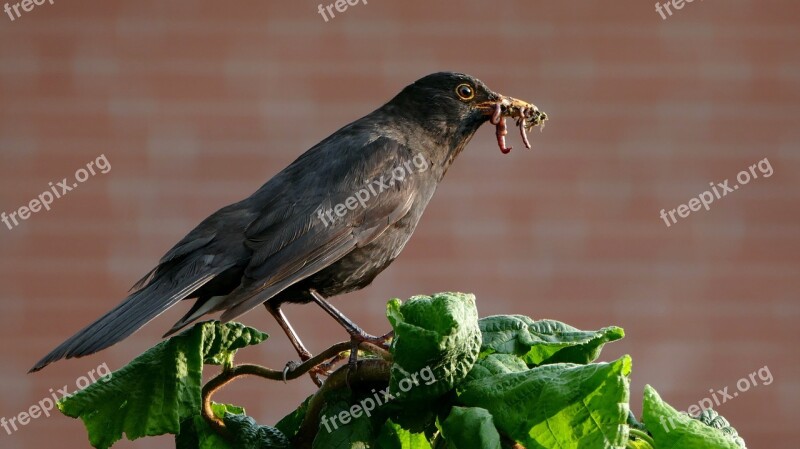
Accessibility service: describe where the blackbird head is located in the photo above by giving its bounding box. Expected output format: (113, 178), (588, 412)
(382, 72), (545, 164)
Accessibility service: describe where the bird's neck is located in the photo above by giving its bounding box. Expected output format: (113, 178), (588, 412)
(376, 104), (484, 181)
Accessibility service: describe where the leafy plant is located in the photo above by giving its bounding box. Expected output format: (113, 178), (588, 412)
(57, 292), (748, 449)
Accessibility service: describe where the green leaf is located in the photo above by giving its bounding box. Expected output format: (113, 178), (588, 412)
(223, 413), (290, 449)
(275, 394), (313, 440)
(692, 409), (747, 448)
(479, 315), (624, 365)
(313, 389), (377, 449)
(459, 356), (632, 449)
(462, 353), (529, 386)
(175, 403), (245, 449)
(387, 292), (482, 402)
(201, 321), (268, 366)
(375, 420), (433, 449)
(641, 385), (747, 449)
(440, 407), (501, 449)
(58, 321), (267, 449)
(177, 402), (289, 449)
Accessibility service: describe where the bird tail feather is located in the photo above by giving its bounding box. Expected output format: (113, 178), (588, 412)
(29, 261), (233, 372)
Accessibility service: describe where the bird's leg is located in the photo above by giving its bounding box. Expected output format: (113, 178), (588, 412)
(266, 302), (312, 360)
(309, 289), (393, 387)
(308, 289), (391, 348)
(264, 302), (327, 386)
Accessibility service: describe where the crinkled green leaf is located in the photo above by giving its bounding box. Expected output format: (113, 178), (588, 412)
(223, 413), (290, 449)
(479, 315), (624, 365)
(462, 353), (529, 386)
(58, 321), (267, 449)
(202, 322), (268, 366)
(459, 356), (632, 449)
(176, 402), (289, 449)
(313, 389), (377, 449)
(692, 409), (747, 448)
(375, 419), (433, 449)
(387, 292), (481, 402)
(175, 403), (245, 449)
(642, 385), (746, 449)
(440, 407), (501, 449)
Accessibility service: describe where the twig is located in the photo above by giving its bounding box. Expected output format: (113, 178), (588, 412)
(201, 340), (393, 438)
(358, 341), (392, 361)
(201, 341), (352, 435)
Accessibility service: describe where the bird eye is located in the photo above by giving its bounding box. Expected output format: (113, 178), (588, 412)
(455, 83), (475, 100)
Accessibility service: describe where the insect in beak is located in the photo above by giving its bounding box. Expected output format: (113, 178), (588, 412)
(484, 96), (548, 154)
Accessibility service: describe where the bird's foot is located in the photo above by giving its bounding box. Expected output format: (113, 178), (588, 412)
(283, 350), (330, 387)
(349, 329), (394, 364)
(370, 329), (394, 348)
(342, 330), (394, 388)
(316, 351), (349, 375)
(307, 364), (330, 387)
(282, 360), (300, 383)
(282, 360), (323, 387)
(351, 329), (394, 350)
(345, 339), (361, 389)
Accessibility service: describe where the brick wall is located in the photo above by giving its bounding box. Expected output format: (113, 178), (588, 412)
(0, 0), (798, 447)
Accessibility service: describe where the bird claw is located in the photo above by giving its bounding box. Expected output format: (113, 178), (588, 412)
(282, 360), (299, 383)
(352, 329), (394, 349)
(316, 352), (348, 375)
(282, 359), (327, 387)
(343, 329), (394, 389)
(308, 369), (324, 387)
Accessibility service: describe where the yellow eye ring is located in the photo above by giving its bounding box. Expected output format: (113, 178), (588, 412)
(455, 83), (475, 100)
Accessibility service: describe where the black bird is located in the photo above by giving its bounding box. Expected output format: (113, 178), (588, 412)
(30, 72), (546, 376)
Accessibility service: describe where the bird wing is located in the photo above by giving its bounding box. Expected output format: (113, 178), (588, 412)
(219, 136), (423, 321)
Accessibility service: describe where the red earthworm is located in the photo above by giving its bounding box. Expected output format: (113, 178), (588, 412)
(496, 117), (511, 154)
(491, 103), (511, 153)
(519, 117), (531, 149)
(518, 106), (538, 149)
(490, 102), (503, 125)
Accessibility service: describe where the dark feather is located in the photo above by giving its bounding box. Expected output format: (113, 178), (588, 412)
(29, 257), (235, 372)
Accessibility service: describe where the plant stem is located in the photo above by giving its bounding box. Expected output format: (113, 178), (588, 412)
(201, 340), (393, 438)
(628, 428), (656, 448)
